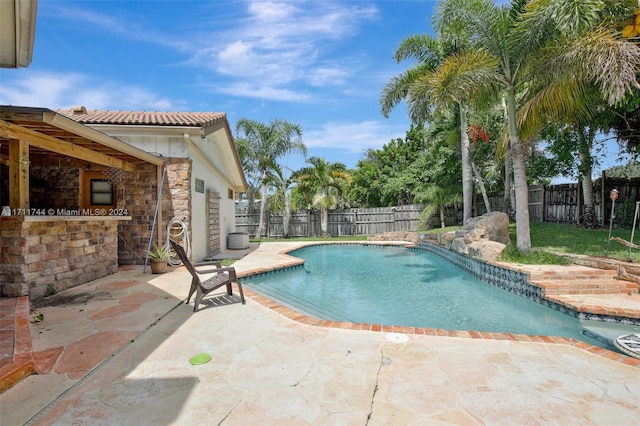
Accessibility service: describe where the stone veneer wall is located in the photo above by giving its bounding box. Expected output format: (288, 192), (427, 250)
(115, 158), (192, 265)
(29, 165), (80, 211)
(15, 157), (193, 266)
(0, 217), (119, 299)
(0, 157), (193, 298)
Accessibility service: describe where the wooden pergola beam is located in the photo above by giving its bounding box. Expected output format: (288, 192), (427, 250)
(0, 119), (137, 171)
(9, 139), (29, 210)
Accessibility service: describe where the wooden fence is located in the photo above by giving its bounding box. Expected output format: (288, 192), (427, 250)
(236, 177), (640, 237)
(236, 204), (437, 238)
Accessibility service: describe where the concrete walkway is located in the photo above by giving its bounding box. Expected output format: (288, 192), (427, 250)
(1, 242), (640, 425)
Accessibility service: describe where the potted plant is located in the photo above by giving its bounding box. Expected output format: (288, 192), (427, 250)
(147, 243), (171, 274)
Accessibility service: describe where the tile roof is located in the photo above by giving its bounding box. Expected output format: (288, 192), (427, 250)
(57, 106), (227, 128)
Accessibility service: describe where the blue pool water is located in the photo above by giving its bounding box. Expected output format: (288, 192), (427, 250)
(243, 245), (611, 348)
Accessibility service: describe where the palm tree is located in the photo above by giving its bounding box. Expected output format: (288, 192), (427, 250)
(264, 160), (296, 238)
(380, 34), (497, 225)
(415, 184), (463, 229)
(235, 118), (306, 238)
(234, 137), (260, 215)
(296, 157), (352, 237)
(435, 0), (640, 253)
(435, 0), (535, 252)
(517, 0), (640, 227)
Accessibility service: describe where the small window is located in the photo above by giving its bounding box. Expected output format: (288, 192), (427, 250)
(228, 188), (234, 199)
(91, 180), (113, 205)
(195, 178), (205, 194)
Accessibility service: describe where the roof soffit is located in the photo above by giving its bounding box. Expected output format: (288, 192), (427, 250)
(0, 106), (164, 167)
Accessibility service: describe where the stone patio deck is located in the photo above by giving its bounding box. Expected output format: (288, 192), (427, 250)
(1, 241), (639, 425)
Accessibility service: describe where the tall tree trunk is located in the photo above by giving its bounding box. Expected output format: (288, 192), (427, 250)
(321, 207), (329, 237)
(503, 148), (516, 219)
(439, 206), (446, 228)
(460, 103), (473, 224)
(247, 188), (256, 215)
(578, 127), (595, 227)
(472, 161), (491, 214)
(257, 170), (268, 238)
(283, 194), (292, 238)
(506, 89), (531, 253)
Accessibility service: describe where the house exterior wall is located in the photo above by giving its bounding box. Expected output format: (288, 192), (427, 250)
(115, 133), (237, 262)
(189, 150), (235, 260)
(190, 136), (238, 255)
(30, 164), (80, 210)
(6, 150), (194, 267)
(116, 159), (191, 265)
(0, 216), (120, 299)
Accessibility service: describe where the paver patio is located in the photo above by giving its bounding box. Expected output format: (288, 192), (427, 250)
(1, 241), (639, 425)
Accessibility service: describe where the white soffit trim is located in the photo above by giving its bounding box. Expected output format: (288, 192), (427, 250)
(0, 0), (37, 68)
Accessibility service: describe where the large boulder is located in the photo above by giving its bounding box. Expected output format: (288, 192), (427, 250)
(468, 240), (506, 263)
(451, 237), (469, 255)
(462, 211), (511, 245)
(367, 231), (421, 244)
(430, 211), (509, 262)
(438, 231), (456, 249)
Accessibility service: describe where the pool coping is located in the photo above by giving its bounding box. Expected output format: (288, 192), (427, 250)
(237, 241), (640, 368)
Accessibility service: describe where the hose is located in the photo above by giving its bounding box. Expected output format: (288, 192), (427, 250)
(166, 217), (190, 266)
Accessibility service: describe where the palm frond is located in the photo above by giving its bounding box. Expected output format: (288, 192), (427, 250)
(427, 50), (501, 106)
(394, 34), (443, 66)
(572, 29), (640, 105)
(380, 63), (438, 117)
(518, 78), (596, 139)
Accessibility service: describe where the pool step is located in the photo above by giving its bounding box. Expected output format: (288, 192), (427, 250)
(535, 278), (639, 295)
(527, 267), (617, 282)
(520, 265), (639, 295)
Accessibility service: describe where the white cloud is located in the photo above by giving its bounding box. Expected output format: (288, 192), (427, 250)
(304, 120), (406, 153)
(212, 82), (312, 102)
(42, 1), (380, 103)
(45, 3), (191, 52)
(309, 67), (349, 87)
(192, 1), (379, 100)
(0, 71), (183, 111)
(247, 1), (299, 22)
(0, 71), (80, 107)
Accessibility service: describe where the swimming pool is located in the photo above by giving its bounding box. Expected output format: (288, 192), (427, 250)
(243, 244), (612, 348)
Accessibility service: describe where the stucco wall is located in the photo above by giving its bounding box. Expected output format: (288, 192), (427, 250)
(190, 151), (234, 261)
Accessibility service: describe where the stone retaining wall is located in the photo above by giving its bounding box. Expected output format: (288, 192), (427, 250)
(0, 217), (119, 299)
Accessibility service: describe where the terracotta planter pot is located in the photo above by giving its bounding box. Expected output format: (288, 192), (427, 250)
(150, 258), (168, 274)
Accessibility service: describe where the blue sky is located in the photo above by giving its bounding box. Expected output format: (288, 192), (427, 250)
(0, 0), (440, 172)
(0, 0), (630, 178)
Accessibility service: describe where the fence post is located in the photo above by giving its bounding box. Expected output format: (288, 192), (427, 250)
(542, 184), (547, 222)
(601, 170), (606, 223)
(353, 211), (357, 236)
(266, 213), (270, 238)
(576, 181), (581, 225)
(392, 207), (397, 231)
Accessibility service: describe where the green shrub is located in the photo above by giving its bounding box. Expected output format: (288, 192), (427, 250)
(616, 199), (639, 228)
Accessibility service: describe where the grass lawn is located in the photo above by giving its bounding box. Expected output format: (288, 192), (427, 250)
(511, 222), (639, 264)
(423, 222), (639, 264)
